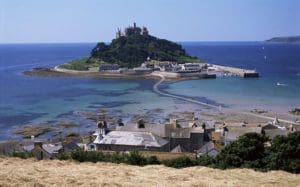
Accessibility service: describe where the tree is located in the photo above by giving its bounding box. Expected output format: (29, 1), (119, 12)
(265, 132), (300, 173)
(215, 133), (268, 168)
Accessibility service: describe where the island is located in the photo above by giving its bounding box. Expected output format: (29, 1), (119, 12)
(266, 36), (300, 43)
(24, 22), (258, 79)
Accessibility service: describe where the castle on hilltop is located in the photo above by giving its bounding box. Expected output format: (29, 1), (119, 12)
(116, 22), (149, 39)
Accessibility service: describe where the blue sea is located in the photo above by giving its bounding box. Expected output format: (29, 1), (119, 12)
(0, 42), (299, 140)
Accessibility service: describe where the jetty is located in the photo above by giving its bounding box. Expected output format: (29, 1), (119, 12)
(212, 65), (259, 78)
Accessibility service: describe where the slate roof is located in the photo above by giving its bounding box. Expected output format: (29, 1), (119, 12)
(264, 129), (288, 139)
(116, 123), (167, 137)
(23, 143), (63, 154)
(169, 127), (204, 138)
(225, 126), (262, 141)
(197, 142), (219, 157)
(170, 145), (187, 153)
(95, 131), (168, 148)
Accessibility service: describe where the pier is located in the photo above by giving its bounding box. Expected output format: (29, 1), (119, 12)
(212, 65), (259, 78)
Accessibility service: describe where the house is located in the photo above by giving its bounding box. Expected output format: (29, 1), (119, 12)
(178, 63), (202, 72)
(0, 141), (24, 155)
(197, 142), (219, 157)
(99, 64), (119, 72)
(94, 131), (169, 152)
(116, 119), (167, 138)
(166, 118), (205, 152)
(264, 128), (288, 139)
(23, 141), (63, 159)
(223, 126), (262, 145)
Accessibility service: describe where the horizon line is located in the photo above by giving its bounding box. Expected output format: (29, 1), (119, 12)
(0, 40), (266, 45)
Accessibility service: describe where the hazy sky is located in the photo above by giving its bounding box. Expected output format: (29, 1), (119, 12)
(0, 0), (299, 43)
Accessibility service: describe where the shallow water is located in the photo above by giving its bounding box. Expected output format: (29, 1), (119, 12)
(0, 42), (299, 140)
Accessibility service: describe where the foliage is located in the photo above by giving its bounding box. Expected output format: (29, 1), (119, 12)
(89, 34), (200, 68)
(162, 156), (196, 168)
(11, 152), (33, 159)
(196, 155), (215, 167)
(264, 132), (300, 173)
(59, 57), (99, 71)
(69, 149), (157, 166)
(215, 133), (268, 169)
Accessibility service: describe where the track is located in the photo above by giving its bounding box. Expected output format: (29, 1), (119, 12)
(153, 74), (299, 125)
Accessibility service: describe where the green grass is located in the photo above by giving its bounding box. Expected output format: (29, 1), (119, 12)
(59, 57), (100, 71)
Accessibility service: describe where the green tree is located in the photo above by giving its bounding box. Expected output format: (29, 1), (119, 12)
(215, 133), (268, 168)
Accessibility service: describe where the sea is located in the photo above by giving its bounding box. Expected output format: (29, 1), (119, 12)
(0, 42), (299, 140)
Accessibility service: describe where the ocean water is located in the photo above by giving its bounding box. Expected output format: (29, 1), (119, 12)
(0, 42), (299, 140)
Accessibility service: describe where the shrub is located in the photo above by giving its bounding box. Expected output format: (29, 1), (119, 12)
(163, 156), (196, 168)
(125, 151), (147, 166)
(196, 155), (215, 166)
(11, 152), (33, 159)
(146, 156), (160, 165)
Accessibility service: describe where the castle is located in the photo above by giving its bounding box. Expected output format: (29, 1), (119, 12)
(116, 22), (149, 39)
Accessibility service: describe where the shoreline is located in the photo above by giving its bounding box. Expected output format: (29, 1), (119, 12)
(23, 66), (299, 125)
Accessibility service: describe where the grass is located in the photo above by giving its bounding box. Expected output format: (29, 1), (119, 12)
(59, 57), (100, 71)
(1, 157), (299, 186)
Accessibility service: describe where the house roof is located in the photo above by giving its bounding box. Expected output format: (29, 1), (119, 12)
(116, 123), (167, 137)
(197, 142), (215, 154)
(264, 129), (288, 139)
(170, 145), (187, 153)
(95, 131), (168, 148)
(169, 127), (204, 139)
(225, 126), (262, 141)
(23, 143), (63, 154)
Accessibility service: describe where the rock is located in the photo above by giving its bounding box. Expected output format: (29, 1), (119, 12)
(57, 121), (79, 128)
(14, 124), (52, 138)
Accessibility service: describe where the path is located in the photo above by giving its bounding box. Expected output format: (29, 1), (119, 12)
(153, 74), (299, 125)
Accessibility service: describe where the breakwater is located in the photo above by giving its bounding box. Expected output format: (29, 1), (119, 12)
(212, 64), (259, 78)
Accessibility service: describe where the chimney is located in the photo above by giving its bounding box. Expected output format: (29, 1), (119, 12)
(34, 141), (43, 149)
(137, 119), (145, 128)
(169, 118), (178, 129)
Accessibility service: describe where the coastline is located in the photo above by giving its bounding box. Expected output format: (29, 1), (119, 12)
(23, 66), (299, 125)
(23, 66), (214, 81)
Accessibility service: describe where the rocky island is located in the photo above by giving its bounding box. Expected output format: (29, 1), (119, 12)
(24, 23), (258, 79)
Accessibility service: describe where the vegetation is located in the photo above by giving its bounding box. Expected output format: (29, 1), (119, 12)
(11, 152), (33, 159)
(61, 34), (201, 70)
(90, 34), (200, 68)
(69, 150), (156, 166)
(59, 57), (99, 71)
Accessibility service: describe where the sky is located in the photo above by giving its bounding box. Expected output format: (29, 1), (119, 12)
(0, 0), (299, 43)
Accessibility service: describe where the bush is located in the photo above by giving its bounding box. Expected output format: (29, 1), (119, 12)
(125, 151), (147, 166)
(56, 152), (71, 160)
(264, 132), (300, 173)
(11, 152), (33, 159)
(215, 133), (268, 169)
(196, 155), (215, 166)
(163, 156), (196, 168)
(146, 156), (160, 165)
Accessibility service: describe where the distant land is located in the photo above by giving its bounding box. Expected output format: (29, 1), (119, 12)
(266, 36), (300, 43)
(60, 22), (200, 70)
